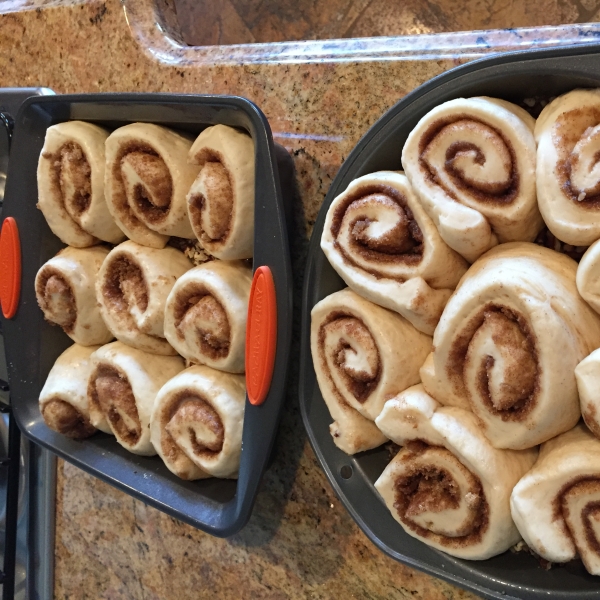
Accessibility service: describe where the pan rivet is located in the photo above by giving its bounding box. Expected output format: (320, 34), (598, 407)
(340, 465), (352, 479)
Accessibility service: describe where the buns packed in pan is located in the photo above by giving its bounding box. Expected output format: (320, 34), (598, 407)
(402, 97), (542, 262)
(37, 121), (125, 246)
(96, 240), (192, 355)
(186, 124), (255, 260)
(151, 365), (246, 480)
(310, 288), (431, 455)
(164, 260), (251, 373)
(87, 341), (185, 455)
(321, 171), (467, 335)
(39, 344), (101, 439)
(35, 245), (113, 346)
(104, 123), (199, 248)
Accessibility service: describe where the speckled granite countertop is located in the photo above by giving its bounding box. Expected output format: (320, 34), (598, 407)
(1, 2), (599, 597)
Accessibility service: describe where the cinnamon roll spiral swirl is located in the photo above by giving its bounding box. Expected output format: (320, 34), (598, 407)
(310, 288), (432, 455)
(402, 97), (542, 263)
(536, 89), (600, 246)
(105, 123), (199, 248)
(35, 246), (113, 346)
(321, 171), (468, 335)
(37, 121), (125, 247)
(164, 260), (251, 373)
(96, 241), (192, 355)
(87, 341), (184, 454)
(39, 344), (101, 440)
(511, 423), (600, 575)
(375, 385), (537, 560)
(187, 125), (255, 260)
(426, 243), (600, 450)
(150, 365), (246, 480)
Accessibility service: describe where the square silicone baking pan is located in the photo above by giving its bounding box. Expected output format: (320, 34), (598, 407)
(1, 93), (293, 537)
(299, 44), (600, 599)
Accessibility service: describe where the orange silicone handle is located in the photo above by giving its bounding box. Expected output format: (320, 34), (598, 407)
(246, 266), (277, 406)
(0, 217), (21, 319)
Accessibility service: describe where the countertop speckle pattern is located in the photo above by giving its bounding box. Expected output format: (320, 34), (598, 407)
(1, 0), (599, 597)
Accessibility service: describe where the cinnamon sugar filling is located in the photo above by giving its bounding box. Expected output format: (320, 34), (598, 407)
(36, 267), (77, 332)
(318, 311), (381, 405)
(553, 106), (600, 209)
(102, 254), (149, 317)
(188, 148), (233, 244)
(43, 141), (92, 228)
(42, 397), (96, 440)
(173, 284), (231, 359)
(89, 364), (141, 445)
(448, 304), (539, 421)
(552, 477), (600, 560)
(113, 142), (173, 226)
(393, 442), (488, 547)
(161, 391), (224, 460)
(331, 184), (424, 279)
(417, 115), (519, 205)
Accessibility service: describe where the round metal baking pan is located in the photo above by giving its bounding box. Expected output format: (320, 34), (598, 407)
(300, 43), (600, 600)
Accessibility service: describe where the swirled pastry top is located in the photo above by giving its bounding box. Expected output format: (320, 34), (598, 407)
(37, 121), (125, 246)
(105, 123), (199, 248)
(511, 423), (600, 575)
(402, 97), (542, 263)
(375, 385), (537, 560)
(310, 288), (431, 454)
(321, 171), (468, 334)
(35, 245), (113, 346)
(427, 242), (600, 450)
(87, 341), (184, 455)
(96, 240), (192, 355)
(187, 125), (255, 260)
(150, 365), (246, 480)
(536, 89), (600, 246)
(164, 260), (251, 373)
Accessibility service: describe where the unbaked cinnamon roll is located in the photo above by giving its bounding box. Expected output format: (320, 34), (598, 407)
(39, 344), (101, 439)
(150, 365), (246, 480)
(310, 288), (432, 455)
(105, 123), (199, 248)
(575, 349), (600, 439)
(87, 341), (185, 454)
(426, 242), (600, 450)
(375, 385), (537, 560)
(321, 171), (468, 335)
(402, 97), (542, 263)
(35, 246), (113, 346)
(164, 260), (251, 373)
(511, 423), (600, 575)
(96, 240), (192, 355)
(536, 89), (600, 246)
(187, 125), (254, 260)
(577, 239), (600, 315)
(37, 121), (125, 246)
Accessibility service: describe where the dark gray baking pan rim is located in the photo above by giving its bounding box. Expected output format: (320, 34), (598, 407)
(300, 44), (600, 600)
(3, 93), (293, 537)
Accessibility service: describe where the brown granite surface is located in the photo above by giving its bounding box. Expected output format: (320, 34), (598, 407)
(1, 0), (600, 598)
